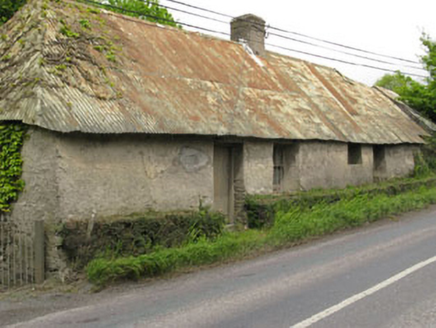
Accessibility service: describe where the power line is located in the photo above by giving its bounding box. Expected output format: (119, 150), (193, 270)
(154, 0), (424, 70)
(268, 25), (421, 65)
(161, 0), (422, 65)
(264, 42), (428, 78)
(152, 0), (425, 71)
(161, 0), (233, 19)
(269, 32), (424, 71)
(80, 0), (230, 36)
(80, 0), (428, 78)
(151, 1), (228, 25)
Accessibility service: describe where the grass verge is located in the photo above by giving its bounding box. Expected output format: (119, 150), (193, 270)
(87, 183), (436, 287)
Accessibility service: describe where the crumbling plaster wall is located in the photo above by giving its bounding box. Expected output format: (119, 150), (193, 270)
(380, 145), (418, 180)
(296, 141), (374, 190)
(243, 141), (274, 194)
(10, 127), (62, 272)
(55, 134), (214, 221)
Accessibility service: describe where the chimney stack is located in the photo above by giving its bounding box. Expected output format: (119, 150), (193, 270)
(231, 14), (266, 57)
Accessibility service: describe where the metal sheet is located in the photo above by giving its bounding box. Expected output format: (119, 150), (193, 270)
(0, 0), (427, 144)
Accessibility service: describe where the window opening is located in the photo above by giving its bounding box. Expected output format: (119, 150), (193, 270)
(348, 144), (362, 165)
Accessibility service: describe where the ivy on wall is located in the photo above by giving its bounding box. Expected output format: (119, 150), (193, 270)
(0, 123), (27, 212)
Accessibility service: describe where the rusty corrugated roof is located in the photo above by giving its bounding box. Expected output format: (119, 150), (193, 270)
(0, 0), (427, 144)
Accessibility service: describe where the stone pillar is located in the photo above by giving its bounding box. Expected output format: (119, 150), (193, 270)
(231, 14), (266, 56)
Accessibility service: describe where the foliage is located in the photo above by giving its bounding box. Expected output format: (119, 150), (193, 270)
(0, 0), (178, 28)
(268, 187), (436, 245)
(96, 0), (179, 27)
(87, 176), (436, 286)
(246, 174), (436, 228)
(375, 71), (415, 92)
(87, 230), (267, 285)
(413, 133), (436, 176)
(0, 0), (27, 26)
(375, 35), (436, 122)
(0, 123), (27, 212)
(60, 206), (226, 269)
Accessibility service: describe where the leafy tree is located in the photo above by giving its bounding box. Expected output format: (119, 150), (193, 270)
(375, 35), (436, 122)
(0, 0), (27, 25)
(0, 0), (178, 28)
(375, 71), (414, 92)
(99, 0), (179, 27)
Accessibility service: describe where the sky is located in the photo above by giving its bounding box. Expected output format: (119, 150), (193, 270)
(162, 0), (436, 86)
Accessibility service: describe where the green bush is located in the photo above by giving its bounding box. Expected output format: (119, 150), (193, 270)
(60, 207), (226, 269)
(87, 230), (267, 285)
(246, 176), (436, 228)
(268, 187), (436, 245)
(0, 0), (27, 26)
(87, 184), (436, 286)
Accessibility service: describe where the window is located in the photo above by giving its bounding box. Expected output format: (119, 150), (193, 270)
(373, 145), (385, 170)
(348, 144), (362, 165)
(273, 146), (284, 191)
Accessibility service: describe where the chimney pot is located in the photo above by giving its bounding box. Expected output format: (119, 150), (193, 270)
(231, 14), (266, 57)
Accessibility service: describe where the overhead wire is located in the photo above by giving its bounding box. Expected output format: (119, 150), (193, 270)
(157, 0), (424, 70)
(161, 0), (422, 65)
(81, 0), (230, 36)
(80, 0), (428, 78)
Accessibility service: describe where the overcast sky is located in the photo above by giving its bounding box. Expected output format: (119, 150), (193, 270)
(163, 0), (436, 86)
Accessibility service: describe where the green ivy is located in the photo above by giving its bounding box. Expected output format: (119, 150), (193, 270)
(0, 123), (27, 212)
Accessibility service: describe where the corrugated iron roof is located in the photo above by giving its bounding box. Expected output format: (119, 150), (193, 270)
(0, 0), (427, 144)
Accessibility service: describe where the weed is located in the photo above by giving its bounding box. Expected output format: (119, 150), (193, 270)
(105, 52), (116, 62)
(59, 23), (79, 38)
(55, 64), (67, 71)
(79, 19), (91, 29)
(93, 45), (104, 52)
(86, 182), (436, 287)
(86, 7), (101, 14)
(1, 54), (11, 62)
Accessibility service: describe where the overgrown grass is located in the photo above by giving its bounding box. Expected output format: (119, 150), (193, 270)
(87, 183), (436, 286)
(269, 186), (436, 245)
(87, 230), (267, 285)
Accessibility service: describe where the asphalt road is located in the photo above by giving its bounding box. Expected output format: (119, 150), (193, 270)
(5, 206), (436, 328)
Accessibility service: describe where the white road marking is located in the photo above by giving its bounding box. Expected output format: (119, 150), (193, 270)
(291, 255), (436, 328)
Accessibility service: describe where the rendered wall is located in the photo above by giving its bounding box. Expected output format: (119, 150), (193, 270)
(377, 145), (417, 180)
(55, 134), (214, 221)
(10, 128), (63, 272)
(12, 129), (419, 274)
(297, 142), (374, 190)
(243, 141), (274, 194)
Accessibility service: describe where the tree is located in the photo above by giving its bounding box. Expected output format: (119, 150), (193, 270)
(375, 71), (414, 92)
(375, 35), (436, 122)
(0, 0), (27, 25)
(0, 0), (178, 28)
(100, 0), (179, 27)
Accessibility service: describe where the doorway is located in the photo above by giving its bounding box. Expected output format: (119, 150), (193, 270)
(213, 144), (243, 223)
(373, 145), (386, 181)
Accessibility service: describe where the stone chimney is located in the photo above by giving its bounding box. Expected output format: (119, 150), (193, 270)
(231, 14), (266, 57)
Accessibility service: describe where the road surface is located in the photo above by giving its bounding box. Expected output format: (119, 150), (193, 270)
(3, 206), (436, 328)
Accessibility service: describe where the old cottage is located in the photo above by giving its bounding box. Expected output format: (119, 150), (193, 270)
(0, 1), (430, 273)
